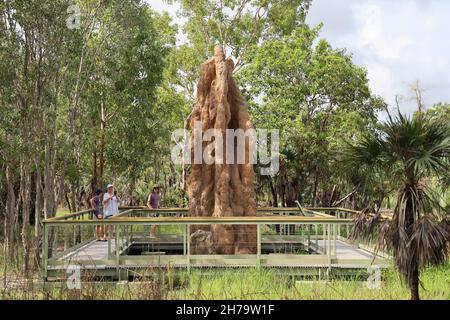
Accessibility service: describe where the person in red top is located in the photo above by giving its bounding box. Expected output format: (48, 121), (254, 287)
(147, 186), (161, 238)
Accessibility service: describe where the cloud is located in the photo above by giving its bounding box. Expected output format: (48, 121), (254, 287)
(307, 0), (450, 115)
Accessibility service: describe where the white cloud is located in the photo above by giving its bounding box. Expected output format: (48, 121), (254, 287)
(307, 0), (450, 115)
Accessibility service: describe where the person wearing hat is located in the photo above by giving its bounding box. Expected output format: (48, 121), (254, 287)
(147, 185), (161, 238)
(103, 183), (120, 238)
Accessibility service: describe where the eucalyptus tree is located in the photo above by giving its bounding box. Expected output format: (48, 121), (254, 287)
(343, 113), (450, 300)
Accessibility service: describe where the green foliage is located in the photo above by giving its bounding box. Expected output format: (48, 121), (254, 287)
(239, 25), (383, 205)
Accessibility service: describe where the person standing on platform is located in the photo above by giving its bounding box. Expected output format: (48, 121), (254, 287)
(147, 185), (161, 238)
(90, 189), (105, 241)
(103, 184), (120, 239)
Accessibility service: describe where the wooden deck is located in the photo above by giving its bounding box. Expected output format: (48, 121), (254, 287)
(60, 239), (117, 261)
(53, 235), (384, 268)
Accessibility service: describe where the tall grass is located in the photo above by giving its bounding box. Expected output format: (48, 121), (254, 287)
(1, 258), (449, 300)
(176, 265), (449, 300)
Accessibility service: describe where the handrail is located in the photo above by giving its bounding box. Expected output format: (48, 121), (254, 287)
(47, 206), (368, 222)
(308, 207), (359, 214)
(47, 209), (95, 221)
(49, 206), (392, 224)
(43, 215), (352, 225)
(119, 207), (309, 212)
(110, 209), (136, 218)
(118, 206), (188, 212)
(119, 206), (356, 212)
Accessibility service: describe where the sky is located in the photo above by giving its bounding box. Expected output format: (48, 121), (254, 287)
(147, 0), (450, 115)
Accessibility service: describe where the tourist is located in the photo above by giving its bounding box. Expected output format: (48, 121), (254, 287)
(103, 184), (120, 238)
(90, 189), (105, 241)
(147, 185), (161, 238)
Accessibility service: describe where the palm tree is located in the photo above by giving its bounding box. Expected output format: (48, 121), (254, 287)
(343, 112), (450, 300)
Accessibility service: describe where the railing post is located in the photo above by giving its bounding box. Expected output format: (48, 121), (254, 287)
(301, 224), (305, 244)
(187, 224), (190, 273)
(116, 224), (120, 279)
(346, 213), (350, 239)
(64, 225), (68, 251)
(42, 223), (49, 280)
(322, 224), (326, 254)
(72, 221), (76, 246)
(337, 212), (341, 238)
(126, 225), (129, 248)
(108, 222), (112, 258)
(327, 224), (331, 270)
(77, 215), (81, 244)
(333, 224), (337, 257)
(307, 224), (312, 252)
(183, 224), (187, 255)
(257, 224), (261, 267)
(315, 224), (318, 249)
(130, 225), (133, 243)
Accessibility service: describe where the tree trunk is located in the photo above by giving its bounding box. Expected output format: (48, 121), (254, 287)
(181, 114), (191, 193)
(99, 101), (106, 188)
(5, 164), (16, 261)
(312, 166), (319, 206)
(71, 185), (77, 212)
(269, 178), (278, 207)
(43, 127), (56, 220)
(20, 160), (32, 274)
(411, 267), (420, 300)
(34, 165), (42, 269)
(91, 146), (98, 195)
(129, 179), (136, 206)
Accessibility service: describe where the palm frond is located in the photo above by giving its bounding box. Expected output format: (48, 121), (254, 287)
(342, 132), (384, 171)
(409, 216), (449, 269)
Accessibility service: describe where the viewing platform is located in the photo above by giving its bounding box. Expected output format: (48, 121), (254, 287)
(42, 207), (390, 281)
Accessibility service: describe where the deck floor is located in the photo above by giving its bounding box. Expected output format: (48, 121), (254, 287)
(60, 235), (378, 263)
(61, 239), (125, 262)
(316, 240), (375, 261)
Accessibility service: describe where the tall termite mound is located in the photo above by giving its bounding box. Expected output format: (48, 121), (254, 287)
(188, 46), (257, 254)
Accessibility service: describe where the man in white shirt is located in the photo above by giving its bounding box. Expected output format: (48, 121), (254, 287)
(103, 184), (120, 238)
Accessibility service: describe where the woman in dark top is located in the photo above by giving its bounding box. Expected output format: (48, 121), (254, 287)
(147, 186), (161, 238)
(90, 189), (105, 241)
